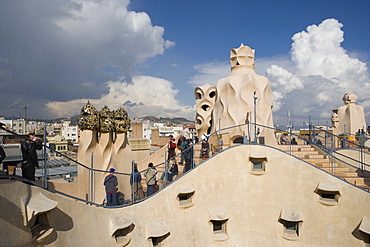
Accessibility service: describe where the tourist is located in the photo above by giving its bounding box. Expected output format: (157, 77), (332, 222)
(167, 160), (178, 182)
(0, 144), (17, 175)
(316, 139), (322, 146)
(184, 141), (194, 173)
(167, 135), (176, 161)
(291, 138), (298, 145)
(160, 160), (178, 183)
(200, 139), (210, 160)
(0, 144), (5, 166)
(144, 162), (157, 197)
(179, 136), (188, 164)
(20, 133), (42, 182)
(104, 168), (118, 206)
(130, 165), (144, 201)
(280, 134), (289, 145)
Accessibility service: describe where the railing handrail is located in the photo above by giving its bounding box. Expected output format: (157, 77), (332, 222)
(1, 122), (369, 207)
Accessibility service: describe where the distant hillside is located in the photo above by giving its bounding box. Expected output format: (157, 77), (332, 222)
(1, 115), (194, 126)
(140, 116), (194, 125)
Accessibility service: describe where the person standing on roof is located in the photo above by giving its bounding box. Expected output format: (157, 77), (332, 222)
(179, 136), (188, 164)
(20, 133), (42, 182)
(104, 168), (118, 206)
(184, 141), (194, 173)
(144, 162), (157, 197)
(0, 144), (5, 166)
(167, 135), (176, 161)
(130, 165), (144, 201)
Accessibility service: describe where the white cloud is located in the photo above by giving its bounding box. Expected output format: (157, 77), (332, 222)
(164, 40), (176, 49)
(274, 18), (369, 123)
(272, 92), (284, 111)
(56, 0), (174, 83)
(0, 0), (175, 118)
(291, 19), (367, 85)
(46, 75), (195, 120)
(188, 61), (230, 87)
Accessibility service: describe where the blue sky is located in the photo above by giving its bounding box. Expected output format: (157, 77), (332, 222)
(0, 0), (369, 128)
(130, 0), (370, 110)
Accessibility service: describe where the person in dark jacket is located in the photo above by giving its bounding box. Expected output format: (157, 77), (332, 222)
(0, 145), (5, 166)
(200, 139), (210, 160)
(168, 160), (178, 182)
(104, 168), (118, 206)
(183, 141), (194, 173)
(20, 133), (42, 182)
(130, 166), (144, 201)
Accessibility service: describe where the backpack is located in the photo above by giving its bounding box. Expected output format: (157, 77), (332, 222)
(169, 141), (176, 149)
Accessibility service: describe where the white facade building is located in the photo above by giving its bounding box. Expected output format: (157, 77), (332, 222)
(61, 125), (79, 142)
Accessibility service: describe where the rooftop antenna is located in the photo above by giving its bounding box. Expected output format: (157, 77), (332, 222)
(20, 105), (28, 119)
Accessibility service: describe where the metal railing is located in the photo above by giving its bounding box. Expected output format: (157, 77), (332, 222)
(306, 125), (370, 173)
(275, 123), (370, 175)
(1, 122), (369, 207)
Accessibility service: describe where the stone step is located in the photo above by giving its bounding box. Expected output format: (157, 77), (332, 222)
(322, 167), (351, 173)
(315, 162), (339, 168)
(304, 154), (325, 159)
(334, 171), (363, 177)
(298, 147), (315, 152)
(358, 185), (370, 191)
(305, 158), (330, 165)
(335, 170), (370, 177)
(278, 145), (308, 151)
(344, 177), (370, 186)
(293, 151), (319, 158)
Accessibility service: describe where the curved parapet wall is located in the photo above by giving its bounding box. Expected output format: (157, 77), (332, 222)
(2, 144), (370, 246)
(195, 84), (216, 137)
(211, 44), (276, 146)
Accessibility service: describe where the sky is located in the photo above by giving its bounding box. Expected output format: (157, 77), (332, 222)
(0, 0), (369, 129)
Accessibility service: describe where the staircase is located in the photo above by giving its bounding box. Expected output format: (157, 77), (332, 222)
(278, 144), (370, 191)
(141, 143), (204, 192)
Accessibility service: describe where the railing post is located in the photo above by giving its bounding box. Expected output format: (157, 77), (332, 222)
(253, 91), (258, 143)
(42, 122), (48, 188)
(89, 152), (94, 204)
(360, 146), (364, 171)
(325, 124), (328, 149)
(131, 160), (135, 202)
(343, 124), (347, 149)
(330, 131), (334, 174)
(289, 124), (292, 156)
(163, 160), (167, 188)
